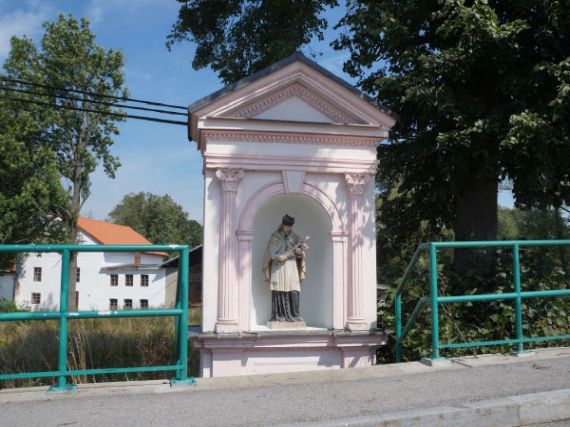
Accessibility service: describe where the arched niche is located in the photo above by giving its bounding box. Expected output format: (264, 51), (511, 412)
(251, 193), (333, 329)
(237, 180), (348, 331)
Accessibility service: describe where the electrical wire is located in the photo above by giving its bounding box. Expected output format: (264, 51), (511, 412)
(0, 76), (187, 110)
(0, 85), (188, 117)
(2, 95), (188, 126)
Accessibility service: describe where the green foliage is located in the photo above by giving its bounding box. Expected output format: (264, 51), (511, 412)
(1, 14), (127, 238)
(108, 192), (203, 248)
(0, 300), (21, 313)
(0, 67), (67, 245)
(336, 0), (570, 243)
(167, 0), (338, 83)
(172, 1), (570, 243)
(381, 208), (570, 363)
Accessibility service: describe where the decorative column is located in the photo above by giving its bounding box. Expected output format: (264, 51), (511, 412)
(236, 230), (255, 331)
(330, 231), (348, 330)
(215, 168), (244, 334)
(345, 173), (372, 330)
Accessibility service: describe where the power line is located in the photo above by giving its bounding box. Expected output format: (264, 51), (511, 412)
(2, 95), (188, 126)
(0, 85), (188, 117)
(0, 76), (188, 111)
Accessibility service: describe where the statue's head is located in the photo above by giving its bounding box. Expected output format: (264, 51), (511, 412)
(282, 214), (295, 226)
(280, 214), (295, 235)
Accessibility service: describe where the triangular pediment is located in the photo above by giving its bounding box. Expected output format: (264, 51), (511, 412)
(216, 81), (366, 124)
(188, 53), (397, 145)
(254, 96), (332, 123)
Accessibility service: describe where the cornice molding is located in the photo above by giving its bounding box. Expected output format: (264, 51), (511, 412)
(202, 130), (379, 148)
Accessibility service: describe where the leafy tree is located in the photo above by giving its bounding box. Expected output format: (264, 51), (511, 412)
(2, 14), (128, 308)
(0, 96), (67, 247)
(170, 1), (570, 246)
(108, 192), (202, 248)
(167, 0), (338, 84)
(336, 0), (570, 255)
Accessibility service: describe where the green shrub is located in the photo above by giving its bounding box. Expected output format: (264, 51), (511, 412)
(0, 300), (21, 313)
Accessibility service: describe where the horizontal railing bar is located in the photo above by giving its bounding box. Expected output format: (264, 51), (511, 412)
(0, 312), (60, 321)
(440, 338), (518, 349)
(438, 289), (570, 304)
(0, 308), (183, 321)
(0, 365), (182, 381)
(439, 334), (570, 350)
(520, 289), (570, 299)
(0, 244), (188, 253)
(521, 334), (570, 343)
(432, 240), (570, 249)
(439, 293), (517, 303)
(66, 308), (183, 319)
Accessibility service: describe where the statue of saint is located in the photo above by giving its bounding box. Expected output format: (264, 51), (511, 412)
(262, 214), (310, 323)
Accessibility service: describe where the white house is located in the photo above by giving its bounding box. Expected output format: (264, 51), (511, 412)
(12, 217), (171, 311)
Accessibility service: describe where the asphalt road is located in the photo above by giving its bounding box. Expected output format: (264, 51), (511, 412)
(1, 355), (569, 426)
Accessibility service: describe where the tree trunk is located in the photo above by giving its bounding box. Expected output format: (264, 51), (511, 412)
(67, 227), (79, 311)
(67, 146), (83, 311)
(554, 207), (568, 270)
(453, 178), (498, 275)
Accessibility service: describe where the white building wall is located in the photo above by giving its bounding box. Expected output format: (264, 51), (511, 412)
(13, 231), (168, 311)
(79, 267), (167, 310)
(16, 252), (62, 310)
(202, 139), (379, 331)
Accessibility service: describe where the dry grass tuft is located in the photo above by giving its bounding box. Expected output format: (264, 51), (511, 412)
(0, 315), (200, 389)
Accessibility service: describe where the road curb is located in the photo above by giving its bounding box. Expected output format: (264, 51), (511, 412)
(278, 388), (570, 427)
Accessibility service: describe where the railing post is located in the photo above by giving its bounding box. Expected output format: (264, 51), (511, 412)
(395, 293), (402, 363)
(49, 249), (76, 391)
(429, 243), (440, 360)
(513, 244), (524, 354)
(171, 246), (194, 385)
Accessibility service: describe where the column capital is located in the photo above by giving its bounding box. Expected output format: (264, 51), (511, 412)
(344, 173), (373, 196)
(216, 169), (245, 192)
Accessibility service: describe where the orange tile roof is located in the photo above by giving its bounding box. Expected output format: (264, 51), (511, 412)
(77, 217), (167, 257)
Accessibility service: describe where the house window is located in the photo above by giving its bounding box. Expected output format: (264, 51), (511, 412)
(124, 299), (132, 310)
(140, 299), (148, 309)
(126, 274), (133, 287)
(31, 292), (41, 304)
(140, 274), (149, 287)
(33, 267), (42, 282)
(109, 299), (118, 310)
(110, 274), (118, 287)
(76, 268), (81, 283)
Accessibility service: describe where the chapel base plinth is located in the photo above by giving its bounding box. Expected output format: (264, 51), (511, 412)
(267, 320), (306, 329)
(193, 329), (387, 378)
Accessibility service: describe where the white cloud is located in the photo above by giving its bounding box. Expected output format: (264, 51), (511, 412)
(0, 3), (51, 59)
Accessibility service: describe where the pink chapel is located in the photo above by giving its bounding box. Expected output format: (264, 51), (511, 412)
(189, 53), (397, 377)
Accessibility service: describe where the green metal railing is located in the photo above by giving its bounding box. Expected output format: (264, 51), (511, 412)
(393, 240), (570, 363)
(0, 244), (194, 391)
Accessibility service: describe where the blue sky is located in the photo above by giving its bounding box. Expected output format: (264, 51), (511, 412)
(0, 0), (513, 225)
